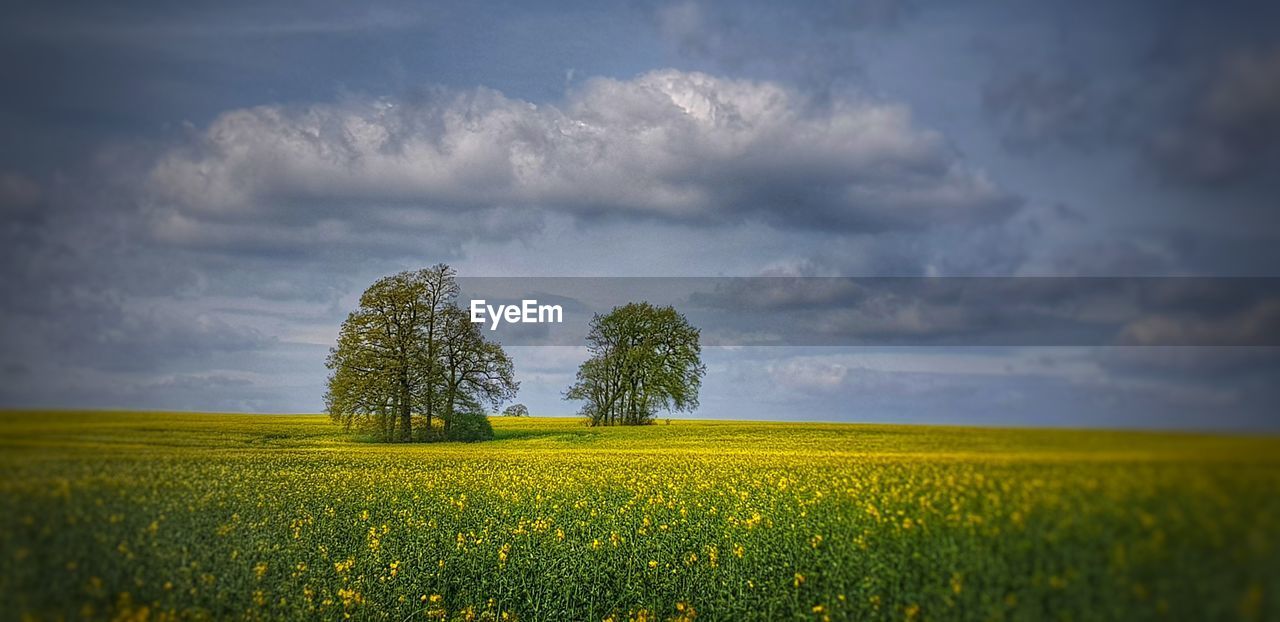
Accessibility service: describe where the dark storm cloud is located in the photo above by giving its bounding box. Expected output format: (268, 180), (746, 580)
(1147, 47), (1280, 186)
(981, 70), (1108, 154)
(0, 173), (43, 219)
(974, 0), (1280, 188)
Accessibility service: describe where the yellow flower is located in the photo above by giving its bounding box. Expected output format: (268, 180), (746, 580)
(337, 587), (363, 606)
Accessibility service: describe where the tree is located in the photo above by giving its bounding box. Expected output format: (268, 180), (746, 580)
(502, 404), (529, 417)
(325, 265), (516, 442)
(565, 302), (704, 426)
(413, 265), (460, 435)
(437, 305), (518, 435)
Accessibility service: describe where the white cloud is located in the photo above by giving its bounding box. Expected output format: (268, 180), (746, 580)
(145, 69), (1016, 249)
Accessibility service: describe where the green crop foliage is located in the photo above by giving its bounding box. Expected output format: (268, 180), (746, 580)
(0, 412), (1277, 621)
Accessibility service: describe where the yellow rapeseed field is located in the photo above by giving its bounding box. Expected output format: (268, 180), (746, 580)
(0, 412), (1277, 621)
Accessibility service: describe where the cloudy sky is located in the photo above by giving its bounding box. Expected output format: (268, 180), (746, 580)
(2, 0), (1278, 428)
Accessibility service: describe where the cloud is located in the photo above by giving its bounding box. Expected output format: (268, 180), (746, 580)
(687, 277), (1280, 346)
(142, 371), (255, 392)
(766, 358), (852, 392)
(5, 2), (1278, 426)
(1148, 46), (1280, 185)
(1097, 346), (1280, 378)
(974, 2), (1280, 189)
(145, 69), (1017, 247)
(3, 2), (427, 44)
(1, 298), (273, 374)
(0, 172), (43, 216)
(723, 347), (1273, 428)
(1118, 299), (1280, 346)
(981, 69), (1106, 153)
(652, 0), (910, 88)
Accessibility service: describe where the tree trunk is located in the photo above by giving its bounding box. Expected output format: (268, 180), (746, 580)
(425, 311), (437, 440)
(426, 384), (434, 436)
(444, 385), (456, 434)
(399, 377), (412, 442)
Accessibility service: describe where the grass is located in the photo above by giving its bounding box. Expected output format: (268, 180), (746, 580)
(0, 411), (1277, 621)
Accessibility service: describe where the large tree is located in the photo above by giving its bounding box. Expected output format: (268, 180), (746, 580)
(565, 302), (704, 426)
(325, 265), (515, 442)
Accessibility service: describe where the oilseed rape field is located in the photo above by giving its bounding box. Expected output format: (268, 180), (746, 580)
(1, 413), (1277, 621)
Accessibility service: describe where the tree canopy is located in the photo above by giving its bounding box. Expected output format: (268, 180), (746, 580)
(565, 302), (704, 426)
(325, 265), (517, 442)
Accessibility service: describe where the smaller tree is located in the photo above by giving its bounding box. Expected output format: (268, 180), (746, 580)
(502, 404), (530, 417)
(565, 302), (704, 426)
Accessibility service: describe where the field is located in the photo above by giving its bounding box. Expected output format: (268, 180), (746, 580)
(1, 413), (1277, 621)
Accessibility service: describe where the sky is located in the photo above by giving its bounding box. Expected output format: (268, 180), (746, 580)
(2, 0), (1278, 428)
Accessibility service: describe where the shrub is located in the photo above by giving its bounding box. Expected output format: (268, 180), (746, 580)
(446, 411), (495, 442)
